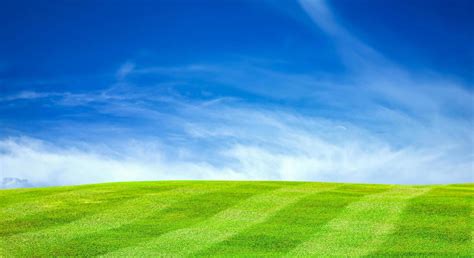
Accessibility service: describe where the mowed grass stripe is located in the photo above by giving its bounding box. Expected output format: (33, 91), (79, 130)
(0, 182), (176, 224)
(0, 183), (105, 206)
(103, 183), (337, 257)
(0, 182), (236, 255)
(0, 185), (119, 221)
(287, 186), (428, 257)
(197, 184), (389, 256)
(369, 186), (473, 256)
(0, 184), (165, 237)
(29, 183), (281, 256)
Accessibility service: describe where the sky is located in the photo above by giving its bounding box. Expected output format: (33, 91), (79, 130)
(0, 0), (473, 188)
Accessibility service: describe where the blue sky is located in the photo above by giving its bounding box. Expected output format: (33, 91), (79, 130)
(1, 0), (473, 188)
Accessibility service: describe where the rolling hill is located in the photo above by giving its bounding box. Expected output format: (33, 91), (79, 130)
(0, 181), (472, 256)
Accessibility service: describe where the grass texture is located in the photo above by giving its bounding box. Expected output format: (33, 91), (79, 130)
(0, 181), (472, 256)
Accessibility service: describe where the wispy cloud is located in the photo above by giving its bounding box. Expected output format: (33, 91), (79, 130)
(1, 96), (472, 187)
(116, 61), (135, 80)
(0, 91), (60, 101)
(1, 60), (472, 187)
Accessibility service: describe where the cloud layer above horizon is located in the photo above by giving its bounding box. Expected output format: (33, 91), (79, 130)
(1, 0), (473, 187)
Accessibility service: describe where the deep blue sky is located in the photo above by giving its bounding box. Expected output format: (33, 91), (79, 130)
(0, 0), (473, 187)
(1, 0), (471, 86)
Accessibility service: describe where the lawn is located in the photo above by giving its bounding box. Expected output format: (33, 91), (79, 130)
(0, 181), (472, 256)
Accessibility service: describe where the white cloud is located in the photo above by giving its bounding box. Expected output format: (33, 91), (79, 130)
(0, 137), (245, 188)
(1, 101), (471, 188)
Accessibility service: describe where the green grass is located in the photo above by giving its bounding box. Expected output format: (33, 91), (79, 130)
(0, 181), (472, 257)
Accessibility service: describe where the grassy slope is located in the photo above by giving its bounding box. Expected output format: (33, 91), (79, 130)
(0, 181), (472, 257)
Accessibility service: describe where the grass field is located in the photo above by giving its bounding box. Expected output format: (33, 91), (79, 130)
(0, 181), (472, 257)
